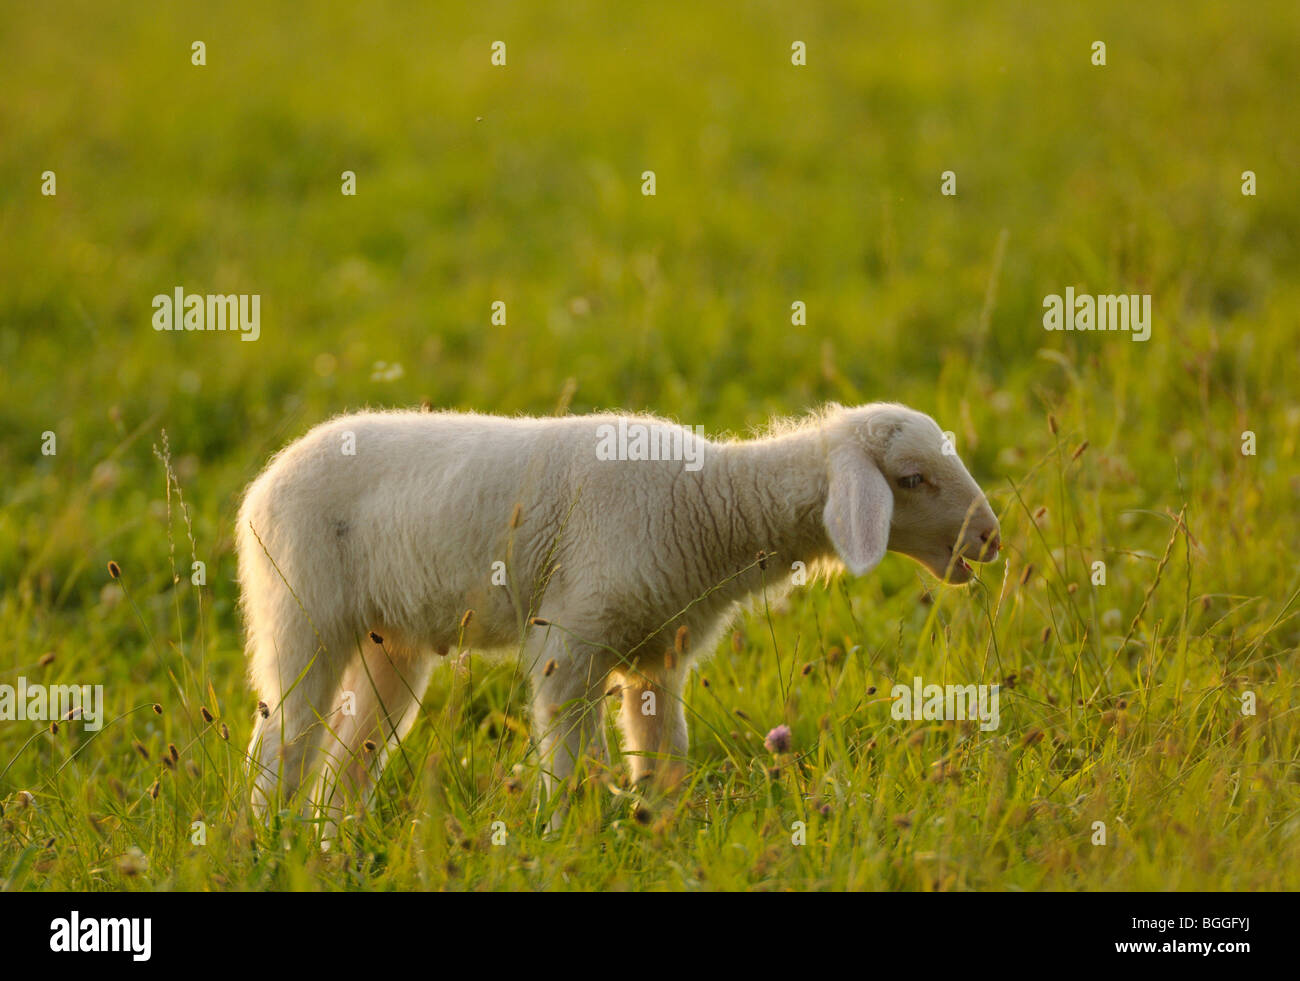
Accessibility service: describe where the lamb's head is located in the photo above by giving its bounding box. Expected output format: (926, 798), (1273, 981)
(821, 403), (1001, 584)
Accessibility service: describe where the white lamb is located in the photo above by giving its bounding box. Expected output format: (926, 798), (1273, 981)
(237, 402), (1001, 832)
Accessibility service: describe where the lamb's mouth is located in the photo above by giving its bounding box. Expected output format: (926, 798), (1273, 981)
(919, 546), (977, 584)
(948, 550), (974, 583)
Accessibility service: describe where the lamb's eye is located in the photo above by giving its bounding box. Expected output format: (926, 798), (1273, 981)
(897, 474), (924, 489)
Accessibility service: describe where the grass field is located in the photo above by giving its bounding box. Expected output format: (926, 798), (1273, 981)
(1, 0), (1297, 891)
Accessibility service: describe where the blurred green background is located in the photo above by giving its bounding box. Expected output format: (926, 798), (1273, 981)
(1, 1), (1296, 890)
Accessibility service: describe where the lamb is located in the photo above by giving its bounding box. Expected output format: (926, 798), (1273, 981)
(237, 402), (1001, 833)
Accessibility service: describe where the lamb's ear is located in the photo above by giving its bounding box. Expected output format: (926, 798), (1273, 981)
(823, 443), (892, 576)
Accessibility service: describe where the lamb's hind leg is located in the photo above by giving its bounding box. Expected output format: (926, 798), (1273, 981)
(310, 636), (436, 842)
(246, 613), (347, 822)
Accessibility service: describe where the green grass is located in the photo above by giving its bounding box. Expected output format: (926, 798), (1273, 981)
(1, 0), (1297, 890)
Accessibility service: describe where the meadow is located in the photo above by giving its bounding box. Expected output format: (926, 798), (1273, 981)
(1, 0), (1297, 890)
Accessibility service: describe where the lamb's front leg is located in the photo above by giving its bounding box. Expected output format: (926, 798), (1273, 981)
(528, 634), (611, 831)
(616, 664), (689, 790)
